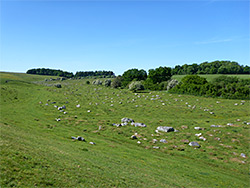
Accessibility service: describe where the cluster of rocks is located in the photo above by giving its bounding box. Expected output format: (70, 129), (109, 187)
(113, 118), (147, 128)
(71, 136), (96, 145)
(155, 126), (175, 133)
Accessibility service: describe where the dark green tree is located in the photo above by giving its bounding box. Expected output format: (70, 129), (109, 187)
(148, 66), (172, 84)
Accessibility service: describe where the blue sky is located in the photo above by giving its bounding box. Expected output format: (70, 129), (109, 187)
(1, 0), (249, 75)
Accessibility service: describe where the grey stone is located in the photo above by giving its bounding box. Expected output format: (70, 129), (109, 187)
(240, 153), (246, 158)
(160, 139), (167, 143)
(113, 123), (122, 127)
(157, 126), (174, 132)
(131, 135), (137, 139)
(89, 142), (96, 145)
(62, 105), (66, 109)
(152, 139), (158, 143)
(121, 118), (134, 123)
(131, 122), (147, 127)
(77, 136), (85, 141)
(211, 125), (222, 128)
(153, 146), (160, 149)
(188, 142), (200, 148)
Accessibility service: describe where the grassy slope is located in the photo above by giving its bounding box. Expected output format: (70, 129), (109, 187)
(0, 72), (249, 187)
(172, 74), (250, 82)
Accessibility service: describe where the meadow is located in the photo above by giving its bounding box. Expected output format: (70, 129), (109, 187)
(0, 72), (249, 187)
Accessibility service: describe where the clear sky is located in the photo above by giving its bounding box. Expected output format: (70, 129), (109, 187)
(0, 0), (249, 75)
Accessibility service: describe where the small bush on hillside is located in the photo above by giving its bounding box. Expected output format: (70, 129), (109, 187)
(54, 83), (62, 88)
(129, 81), (144, 92)
(167, 79), (179, 90)
(104, 79), (111, 87)
(92, 79), (102, 85)
(111, 76), (123, 88)
(86, 80), (90, 85)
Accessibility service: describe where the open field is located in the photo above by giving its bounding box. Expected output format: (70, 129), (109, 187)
(0, 72), (249, 187)
(172, 74), (250, 82)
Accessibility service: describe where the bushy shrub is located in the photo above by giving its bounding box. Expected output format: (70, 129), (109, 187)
(128, 81), (144, 92)
(169, 75), (250, 99)
(92, 79), (102, 85)
(111, 76), (123, 88)
(54, 83), (62, 88)
(86, 80), (90, 85)
(166, 79), (179, 90)
(104, 79), (111, 87)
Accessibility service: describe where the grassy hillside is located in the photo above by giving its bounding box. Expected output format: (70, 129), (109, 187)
(172, 74), (250, 82)
(0, 72), (249, 187)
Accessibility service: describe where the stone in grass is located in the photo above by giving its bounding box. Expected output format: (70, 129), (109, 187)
(211, 125), (222, 128)
(131, 122), (147, 127)
(160, 139), (167, 143)
(157, 126), (174, 133)
(240, 153), (246, 158)
(71, 136), (85, 141)
(152, 139), (158, 143)
(153, 146), (160, 149)
(188, 142), (201, 148)
(121, 118), (134, 123)
(194, 127), (202, 130)
(131, 135), (137, 139)
(89, 142), (96, 145)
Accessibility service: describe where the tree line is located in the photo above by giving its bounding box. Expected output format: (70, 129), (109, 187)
(75, 71), (115, 78)
(171, 61), (250, 75)
(26, 68), (74, 78)
(26, 68), (115, 78)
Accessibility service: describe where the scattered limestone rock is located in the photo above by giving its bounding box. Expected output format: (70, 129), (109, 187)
(188, 142), (200, 148)
(131, 135), (137, 139)
(131, 122), (147, 127)
(210, 125), (222, 128)
(71, 136), (85, 141)
(76, 104), (81, 108)
(194, 127), (202, 130)
(153, 146), (160, 149)
(89, 142), (96, 145)
(160, 139), (167, 143)
(56, 118), (61, 122)
(121, 118), (134, 123)
(240, 153), (246, 158)
(152, 139), (158, 143)
(157, 126), (174, 133)
(195, 133), (202, 137)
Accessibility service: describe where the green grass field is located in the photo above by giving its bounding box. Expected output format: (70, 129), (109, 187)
(0, 72), (249, 187)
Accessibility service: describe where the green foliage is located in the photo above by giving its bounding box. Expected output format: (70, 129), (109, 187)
(128, 81), (144, 92)
(148, 66), (172, 84)
(86, 80), (90, 85)
(111, 76), (123, 88)
(27, 68), (73, 78)
(121, 69), (147, 87)
(170, 75), (250, 99)
(172, 61), (250, 75)
(92, 79), (102, 85)
(104, 79), (112, 87)
(75, 70), (115, 78)
(54, 83), (62, 88)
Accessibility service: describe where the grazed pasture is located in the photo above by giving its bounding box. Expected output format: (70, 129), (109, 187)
(0, 72), (249, 187)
